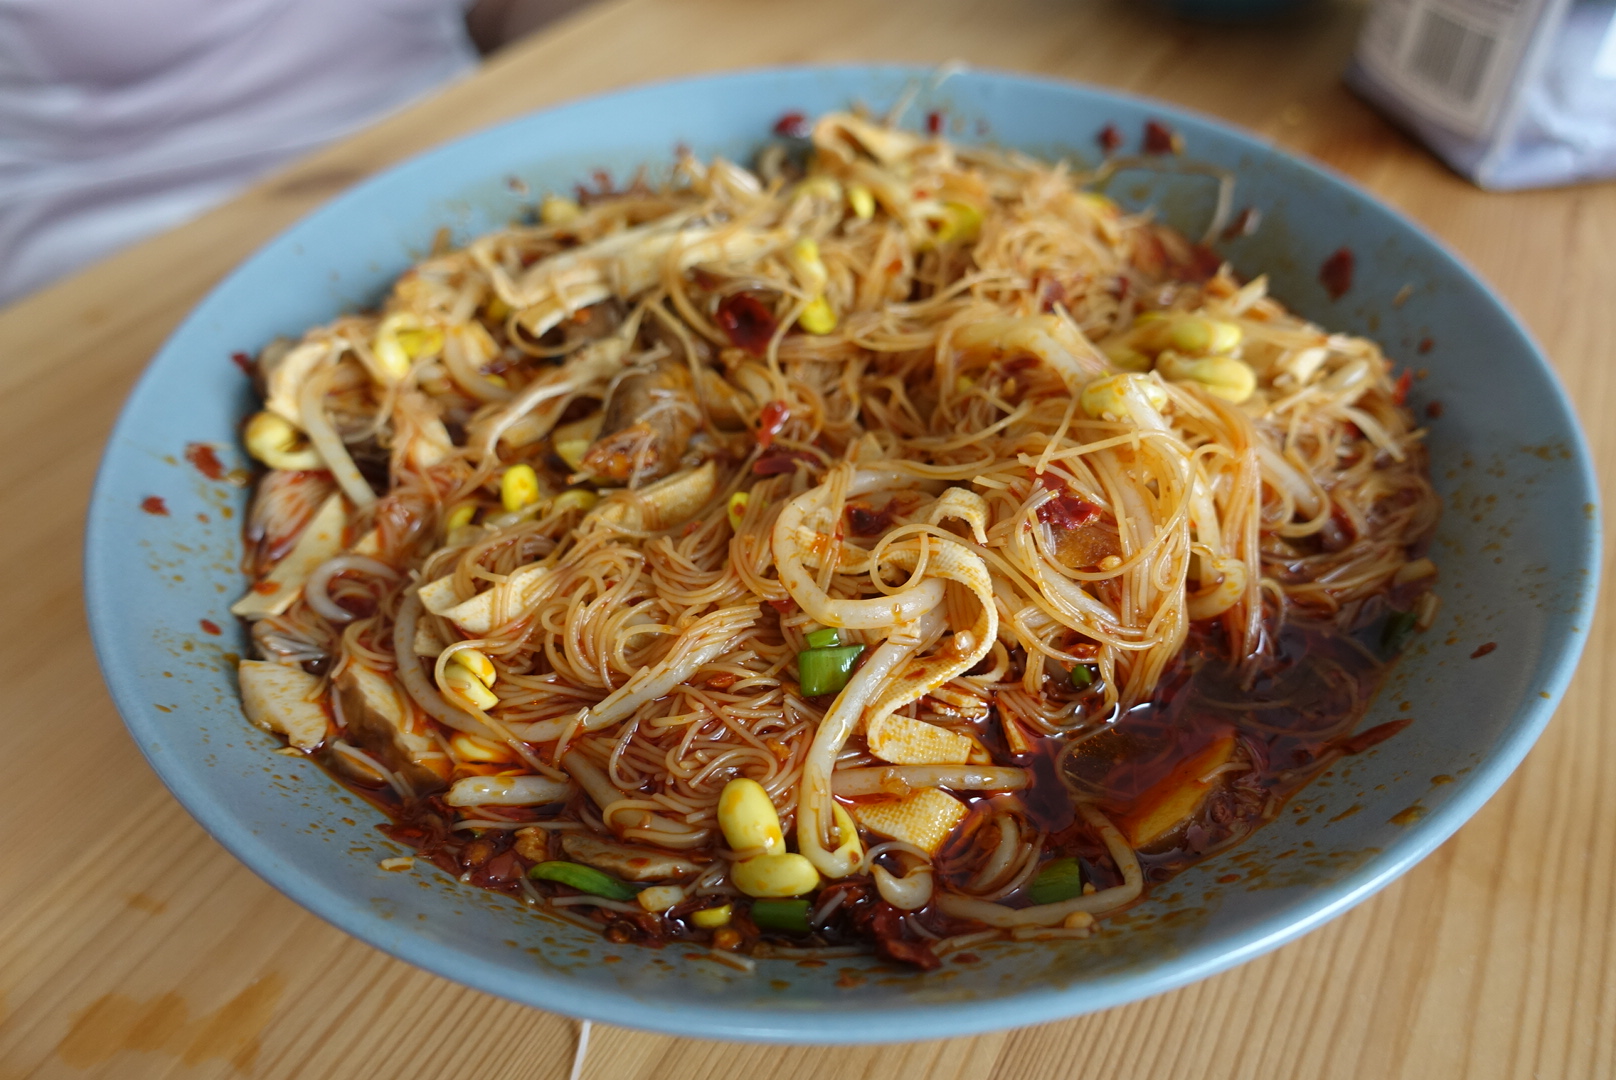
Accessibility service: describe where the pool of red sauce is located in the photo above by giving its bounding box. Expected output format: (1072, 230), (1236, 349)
(1031, 620), (1394, 886)
(1320, 247), (1355, 300)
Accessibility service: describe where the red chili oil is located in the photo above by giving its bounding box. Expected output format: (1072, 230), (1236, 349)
(1143, 120), (1181, 155)
(1320, 247), (1355, 300)
(1047, 620), (1396, 874)
(184, 442), (226, 480)
(757, 400), (790, 448)
(773, 111), (809, 138)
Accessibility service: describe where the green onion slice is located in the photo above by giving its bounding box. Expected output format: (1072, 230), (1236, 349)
(1027, 857), (1085, 905)
(1381, 610), (1418, 654)
(528, 861), (640, 901)
(750, 898), (812, 933)
(797, 644), (865, 696)
(804, 627), (842, 649)
(1069, 664), (1095, 689)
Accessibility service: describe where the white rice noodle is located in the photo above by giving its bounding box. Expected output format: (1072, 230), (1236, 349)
(560, 750), (706, 850)
(329, 739), (412, 801)
(794, 609), (941, 878)
(937, 804), (1142, 927)
(1257, 442), (1325, 519)
(873, 862), (934, 910)
(547, 894), (643, 914)
(507, 605), (759, 742)
(810, 890), (847, 927)
(931, 929), (1004, 956)
(298, 360), (376, 509)
(772, 468), (947, 628)
(831, 765), (1028, 798)
(391, 590), (502, 741)
(1008, 925), (1093, 941)
(304, 555), (399, 624)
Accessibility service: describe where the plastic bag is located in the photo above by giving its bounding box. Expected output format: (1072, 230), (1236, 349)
(1348, 0), (1616, 190)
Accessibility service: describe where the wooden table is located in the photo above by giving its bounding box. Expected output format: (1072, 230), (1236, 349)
(4, 0), (1610, 1076)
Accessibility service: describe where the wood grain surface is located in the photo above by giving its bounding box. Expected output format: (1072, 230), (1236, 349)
(2, 1), (1610, 1076)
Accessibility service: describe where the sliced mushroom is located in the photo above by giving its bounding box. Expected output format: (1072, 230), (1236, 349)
(238, 660), (329, 750)
(581, 360), (700, 484)
(232, 491), (348, 619)
(335, 664), (446, 793)
(242, 469), (338, 577)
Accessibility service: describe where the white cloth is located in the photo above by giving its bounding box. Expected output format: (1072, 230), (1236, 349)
(0, 0), (479, 303)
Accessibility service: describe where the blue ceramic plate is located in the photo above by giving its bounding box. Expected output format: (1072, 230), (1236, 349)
(85, 66), (1599, 1043)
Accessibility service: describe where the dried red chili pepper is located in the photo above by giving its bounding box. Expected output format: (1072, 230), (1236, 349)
(716, 293), (778, 356)
(758, 399), (790, 448)
(1037, 495), (1103, 531)
(1393, 370), (1413, 405)
(846, 503), (891, 536)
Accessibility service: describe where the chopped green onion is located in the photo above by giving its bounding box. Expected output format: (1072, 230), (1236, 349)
(797, 644), (864, 696)
(804, 627), (842, 649)
(1381, 610), (1418, 654)
(1027, 857), (1085, 905)
(528, 861), (640, 901)
(750, 898), (811, 933)
(1069, 664), (1095, 689)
